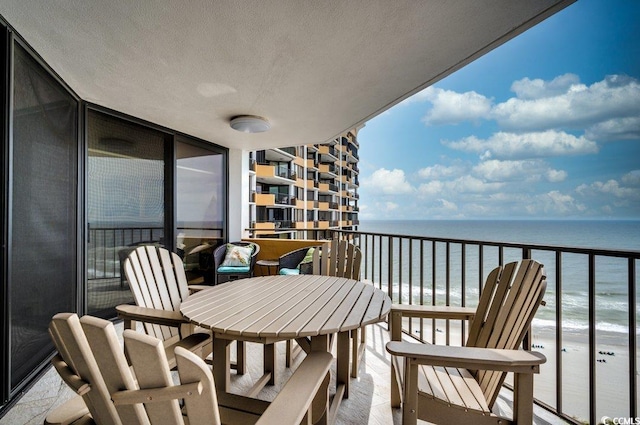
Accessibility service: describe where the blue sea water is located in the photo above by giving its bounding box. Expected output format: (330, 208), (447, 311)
(357, 220), (640, 338)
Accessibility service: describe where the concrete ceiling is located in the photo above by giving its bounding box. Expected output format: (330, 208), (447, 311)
(0, 0), (574, 151)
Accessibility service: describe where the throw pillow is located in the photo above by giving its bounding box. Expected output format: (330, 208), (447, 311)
(300, 247), (315, 264)
(298, 247), (317, 274)
(221, 243), (253, 267)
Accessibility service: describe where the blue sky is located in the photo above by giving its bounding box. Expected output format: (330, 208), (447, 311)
(358, 0), (640, 220)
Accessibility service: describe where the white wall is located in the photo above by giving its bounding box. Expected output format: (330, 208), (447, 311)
(227, 148), (250, 241)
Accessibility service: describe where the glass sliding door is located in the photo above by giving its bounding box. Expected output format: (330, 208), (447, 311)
(176, 138), (225, 285)
(10, 43), (78, 390)
(86, 110), (167, 317)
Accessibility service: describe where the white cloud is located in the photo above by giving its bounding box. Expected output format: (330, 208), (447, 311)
(576, 179), (640, 199)
(546, 169), (567, 182)
(622, 170), (640, 186)
(450, 175), (503, 193)
(438, 199), (458, 211)
(492, 74), (640, 132)
(385, 202), (399, 211)
(538, 191), (587, 214)
(361, 168), (414, 195)
(445, 130), (598, 159)
(417, 180), (445, 196)
(585, 116), (640, 141)
(473, 159), (566, 182)
(417, 176), (503, 197)
(418, 87), (492, 125)
(510, 73), (581, 100)
(417, 164), (466, 179)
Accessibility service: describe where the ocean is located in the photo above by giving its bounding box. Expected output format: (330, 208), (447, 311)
(356, 220), (640, 340)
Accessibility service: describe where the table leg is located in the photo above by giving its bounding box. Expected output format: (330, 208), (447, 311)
(337, 331), (350, 399)
(236, 341), (246, 375)
(213, 337), (231, 393)
(310, 334), (330, 425)
(264, 343), (276, 385)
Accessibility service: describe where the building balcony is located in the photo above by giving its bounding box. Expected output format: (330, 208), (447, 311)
(317, 145), (338, 161)
(306, 158), (317, 169)
(316, 220), (330, 229)
(254, 193), (275, 206)
(318, 163), (337, 176)
(256, 163), (296, 183)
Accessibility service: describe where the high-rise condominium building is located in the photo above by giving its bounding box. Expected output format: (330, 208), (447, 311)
(249, 129), (360, 239)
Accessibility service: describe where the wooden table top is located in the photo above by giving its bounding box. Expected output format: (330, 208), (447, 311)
(181, 275), (391, 342)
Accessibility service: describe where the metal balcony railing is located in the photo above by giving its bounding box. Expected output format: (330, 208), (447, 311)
(278, 146), (296, 156)
(274, 193), (294, 205)
(329, 228), (640, 425)
(88, 226), (165, 280)
(88, 225), (223, 281)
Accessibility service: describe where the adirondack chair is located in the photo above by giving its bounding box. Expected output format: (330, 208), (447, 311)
(283, 240), (364, 378)
(45, 312), (333, 425)
(116, 245), (245, 373)
(213, 241), (260, 285)
(386, 259), (547, 425)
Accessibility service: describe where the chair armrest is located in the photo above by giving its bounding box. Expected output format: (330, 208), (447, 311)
(51, 355), (91, 396)
(255, 352), (333, 425)
(116, 304), (187, 328)
(44, 394), (90, 425)
(213, 245), (227, 269)
(187, 284), (212, 293)
(389, 304), (476, 340)
(385, 341), (546, 373)
(391, 304), (476, 320)
(112, 381), (203, 405)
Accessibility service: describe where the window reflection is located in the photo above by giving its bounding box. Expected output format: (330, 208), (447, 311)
(176, 140), (225, 285)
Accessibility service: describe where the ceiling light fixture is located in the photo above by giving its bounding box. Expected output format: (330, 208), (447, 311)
(229, 115), (271, 133)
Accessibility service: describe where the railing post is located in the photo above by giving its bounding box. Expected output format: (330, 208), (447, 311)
(432, 241), (436, 344)
(461, 243), (466, 346)
(399, 238), (403, 305)
(420, 239), (424, 341)
(629, 257), (637, 419)
(388, 236), (393, 302)
(555, 251), (563, 416)
(445, 242), (450, 346)
(588, 253), (596, 425)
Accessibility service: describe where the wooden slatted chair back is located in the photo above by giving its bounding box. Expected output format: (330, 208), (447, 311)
(124, 329), (221, 425)
(465, 259), (547, 407)
(311, 239), (362, 279)
(124, 245), (189, 341)
(49, 313), (147, 425)
(49, 313), (221, 425)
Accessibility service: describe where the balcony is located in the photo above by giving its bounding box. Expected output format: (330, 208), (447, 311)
(254, 192), (275, 206)
(19, 225), (631, 425)
(318, 145), (338, 161)
(255, 163), (296, 183)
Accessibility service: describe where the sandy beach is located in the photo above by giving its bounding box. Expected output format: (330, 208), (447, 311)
(531, 328), (633, 424)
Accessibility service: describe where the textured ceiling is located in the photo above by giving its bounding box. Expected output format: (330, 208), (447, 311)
(0, 0), (574, 150)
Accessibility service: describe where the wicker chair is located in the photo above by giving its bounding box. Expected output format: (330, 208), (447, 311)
(212, 241), (260, 285)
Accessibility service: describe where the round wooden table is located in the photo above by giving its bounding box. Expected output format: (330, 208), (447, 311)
(181, 274), (391, 424)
